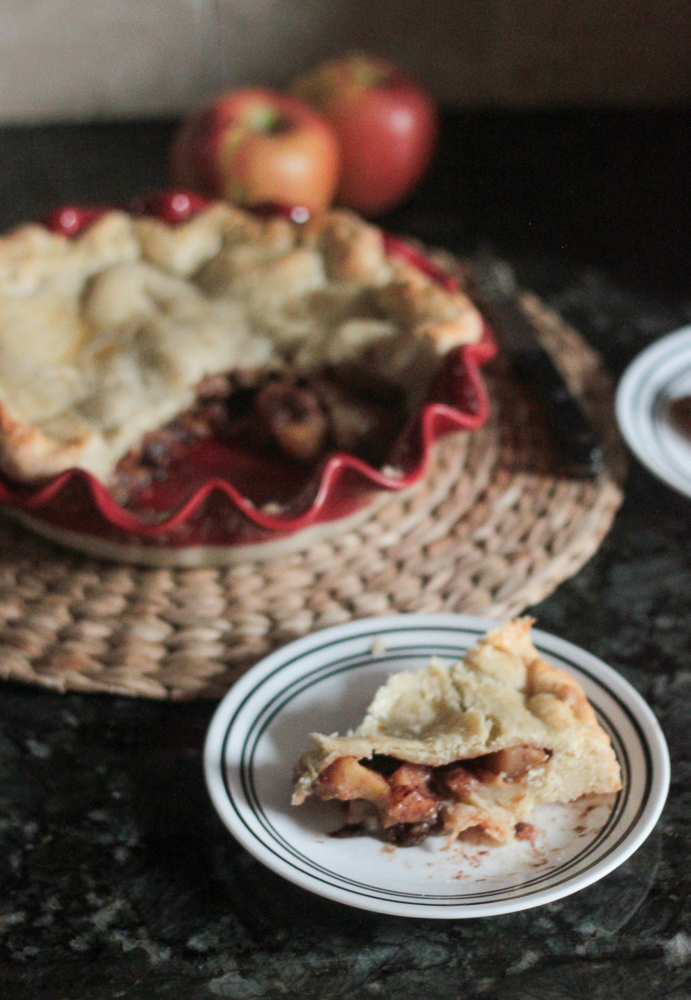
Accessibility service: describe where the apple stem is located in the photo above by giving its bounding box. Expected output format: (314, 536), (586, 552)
(243, 105), (289, 135)
(348, 52), (388, 88)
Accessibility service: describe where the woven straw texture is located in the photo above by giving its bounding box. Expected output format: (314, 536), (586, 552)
(0, 286), (625, 700)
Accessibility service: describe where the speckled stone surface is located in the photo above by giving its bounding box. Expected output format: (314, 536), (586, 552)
(0, 111), (690, 999)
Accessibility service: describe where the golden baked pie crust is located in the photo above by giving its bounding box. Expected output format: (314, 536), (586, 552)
(0, 205), (483, 487)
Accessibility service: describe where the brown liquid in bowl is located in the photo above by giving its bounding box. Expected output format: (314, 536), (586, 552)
(669, 396), (691, 438)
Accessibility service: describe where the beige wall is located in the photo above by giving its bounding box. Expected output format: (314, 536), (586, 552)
(0, 0), (689, 124)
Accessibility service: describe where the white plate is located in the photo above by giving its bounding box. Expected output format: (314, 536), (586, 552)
(616, 324), (691, 498)
(204, 614), (669, 919)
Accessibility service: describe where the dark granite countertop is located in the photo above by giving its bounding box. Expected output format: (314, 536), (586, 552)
(0, 110), (690, 999)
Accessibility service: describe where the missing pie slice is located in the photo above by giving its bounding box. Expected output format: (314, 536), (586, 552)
(292, 618), (622, 846)
(0, 203), (483, 498)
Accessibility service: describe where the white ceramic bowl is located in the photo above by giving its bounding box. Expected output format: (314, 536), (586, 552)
(205, 614), (669, 918)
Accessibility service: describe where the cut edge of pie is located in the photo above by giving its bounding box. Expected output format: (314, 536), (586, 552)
(291, 618), (622, 847)
(0, 203), (484, 491)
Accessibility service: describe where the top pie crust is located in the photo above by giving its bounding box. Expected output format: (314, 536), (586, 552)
(0, 204), (483, 486)
(292, 619), (622, 844)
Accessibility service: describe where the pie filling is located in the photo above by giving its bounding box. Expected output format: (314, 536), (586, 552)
(314, 747), (552, 847)
(110, 363), (409, 510)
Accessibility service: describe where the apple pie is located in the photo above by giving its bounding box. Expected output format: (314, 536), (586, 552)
(0, 203), (483, 502)
(292, 619), (622, 846)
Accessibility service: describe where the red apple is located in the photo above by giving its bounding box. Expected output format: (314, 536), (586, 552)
(291, 53), (438, 217)
(170, 88), (341, 215)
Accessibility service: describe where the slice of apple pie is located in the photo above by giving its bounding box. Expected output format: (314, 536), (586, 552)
(292, 619), (622, 846)
(0, 203), (483, 498)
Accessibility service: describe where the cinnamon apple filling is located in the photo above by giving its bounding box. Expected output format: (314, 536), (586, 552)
(109, 365), (408, 508)
(314, 747), (552, 847)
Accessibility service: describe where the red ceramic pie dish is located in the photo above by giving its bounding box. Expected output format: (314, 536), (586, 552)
(0, 192), (496, 564)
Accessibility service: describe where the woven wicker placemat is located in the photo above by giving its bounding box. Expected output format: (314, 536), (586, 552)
(0, 288), (625, 700)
